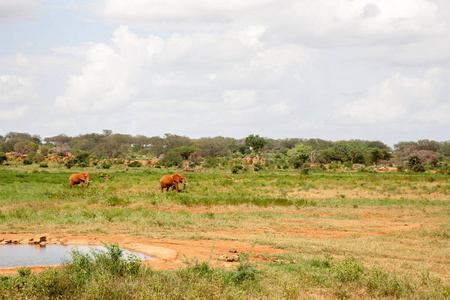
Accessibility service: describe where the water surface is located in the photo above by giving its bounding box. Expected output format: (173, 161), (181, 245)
(0, 244), (153, 268)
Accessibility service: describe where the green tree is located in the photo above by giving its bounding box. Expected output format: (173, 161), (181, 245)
(245, 134), (266, 157)
(173, 146), (201, 160)
(194, 137), (231, 157)
(416, 139), (440, 151)
(328, 140), (368, 164)
(303, 138), (334, 151)
(367, 148), (392, 165)
(94, 134), (132, 159)
(287, 145), (312, 168)
(438, 140), (450, 156)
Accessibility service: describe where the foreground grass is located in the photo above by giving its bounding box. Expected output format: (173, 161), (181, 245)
(1, 244), (449, 299)
(0, 163), (449, 298)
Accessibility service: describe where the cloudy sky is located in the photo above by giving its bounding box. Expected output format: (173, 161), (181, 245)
(1, 0), (449, 146)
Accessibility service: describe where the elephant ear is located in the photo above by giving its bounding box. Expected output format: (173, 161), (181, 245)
(79, 173), (86, 180)
(172, 174), (180, 183)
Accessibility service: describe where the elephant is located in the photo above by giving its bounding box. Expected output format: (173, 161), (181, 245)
(69, 172), (91, 188)
(160, 173), (187, 192)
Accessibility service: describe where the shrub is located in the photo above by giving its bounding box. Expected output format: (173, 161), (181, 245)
(65, 151), (91, 167)
(334, 256), (365, 283)
(23, 158), (33, 165)
(160, 151), (183, 168)
(231, 164), (243, 174)
(39, 162), (49, 168)
(253, 162), (264, 171)
(300, 167), (310, 175)
(65, 157), (76, 169)
(128, 161), (142, 167)
(100, 162), (112, 169)
(437, 165), (450, 175)
(204, 157), (221, 168)
(412, 164), (425, 173)
(408, 155), (421, 169)
(231, 250), (261, 284)
(0, 152), (6, 164)
(27, 152), (45, 163)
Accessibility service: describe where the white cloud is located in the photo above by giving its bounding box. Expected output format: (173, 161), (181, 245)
(0, 105), (28, 121)
(0, 0), (38, 23)
(2, 1), (449, 144)
(223, 90), (257, 108)
(333, 69), (447, 126)
(0, 75), (32, 104)
(55, 25), (315, 114)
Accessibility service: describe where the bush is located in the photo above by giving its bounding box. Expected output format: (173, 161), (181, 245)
(412, 164), (426, 173)
(204, 157), (221, 168)
(128, 161), (142, 167)
(39, 162), (49, 168)
(0, 152), (6, 164)
(437, 165), (450, 175)
(23, 158), (33, 165)
(65, 157), (76, 169)
(408, 155), (421, 169)
(334, 256), (365, 283)
(253, 162), (264, 171)
(300, 167), (310, 175)
(160, 151), (183, 168)
(27, 152), (45, 163)
(231, 164), (243, 174)
(100, 162), (112, 169)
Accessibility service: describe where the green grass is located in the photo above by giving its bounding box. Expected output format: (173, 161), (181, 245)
(1, 245), (448, 300)
(0, 163), (449, 298)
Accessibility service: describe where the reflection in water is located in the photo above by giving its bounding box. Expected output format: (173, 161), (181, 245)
(0, 244), (153, 268)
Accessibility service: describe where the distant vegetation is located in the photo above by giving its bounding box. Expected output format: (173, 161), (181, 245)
(1, 130), (448, 173)
(0, 131), (449, 298)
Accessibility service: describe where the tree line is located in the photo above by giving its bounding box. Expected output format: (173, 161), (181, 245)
(0, 131), (449, 172)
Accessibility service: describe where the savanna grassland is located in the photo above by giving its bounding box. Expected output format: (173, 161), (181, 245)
(0, 163), (449, 299)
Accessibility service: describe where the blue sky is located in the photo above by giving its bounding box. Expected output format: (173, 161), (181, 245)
(1, 0), (449, 146)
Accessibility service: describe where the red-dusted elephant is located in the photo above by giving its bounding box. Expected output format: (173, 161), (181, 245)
(69, 172), (91, 188)
(160, 173), (187, 192)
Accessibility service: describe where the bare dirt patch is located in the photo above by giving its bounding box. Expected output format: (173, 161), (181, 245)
(0, 233), (286, 275)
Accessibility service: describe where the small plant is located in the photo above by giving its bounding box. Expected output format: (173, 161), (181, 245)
(182, 247), (214, 275)
(17, 267), (32, 277)
(101, 161), (112, 169)
(231, 254), (260, 283)
(128, 161), (142, 167)
(39, 162), (49, 168)
(231, 242), (261, 283)
(231, 164), (243, 174)
(0, 152), (6, 164)
(300, 167), (310, 175)
(106, 196), (129, 206)
(23, 158), (33, 165)
(334, 256), (364, 283)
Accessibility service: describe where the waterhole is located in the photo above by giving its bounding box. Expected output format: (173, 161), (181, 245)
(0, 244), (153, 268)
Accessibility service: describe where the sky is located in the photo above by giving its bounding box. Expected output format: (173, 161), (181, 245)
(0, 0), (449, 146)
